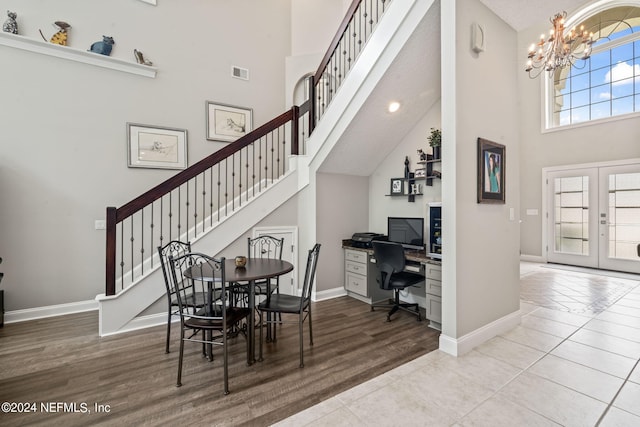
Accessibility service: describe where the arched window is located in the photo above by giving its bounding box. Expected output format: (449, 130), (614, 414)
(546, 4), (640, 129)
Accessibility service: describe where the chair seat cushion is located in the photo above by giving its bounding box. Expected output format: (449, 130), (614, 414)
(185, 306), (251, 329)
(386, 271), (424, 290)
(258, 294), (305, 313)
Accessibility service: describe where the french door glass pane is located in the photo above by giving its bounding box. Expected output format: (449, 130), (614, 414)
(608, 172), (640, 260)
(554, 176), (589, 255)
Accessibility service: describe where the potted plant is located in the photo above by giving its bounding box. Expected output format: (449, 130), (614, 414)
(428, 127), (441, 160)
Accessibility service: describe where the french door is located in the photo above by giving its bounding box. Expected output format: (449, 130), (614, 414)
(546, 162), (640, 274)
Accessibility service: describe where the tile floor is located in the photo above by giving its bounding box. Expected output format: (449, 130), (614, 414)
(275, 263), (640, 426)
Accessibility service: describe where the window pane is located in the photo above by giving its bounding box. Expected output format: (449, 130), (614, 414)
(591, 83), (610, 103)
(612, 77), (634, 97)
(571, 89), (590, 107)
(612, 96), (634, 115)
(591, 101), (611, 119)
(590, 51), (611, 70)
(591, 66), (610, 85)
(571, 105), (590, 123)
(612, 44), (634, 63)
(571, 72), (590, 91)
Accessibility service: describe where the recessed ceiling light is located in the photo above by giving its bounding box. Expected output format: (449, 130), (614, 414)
(388, 101), (400, 113)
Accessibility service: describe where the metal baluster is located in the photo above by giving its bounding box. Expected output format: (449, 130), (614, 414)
(140, 207), (144, 277)
(130, 217), (134, 285)
(193, 175), (198, 239)
(120, 222), (124, 291)
(150, 203), (154, 269)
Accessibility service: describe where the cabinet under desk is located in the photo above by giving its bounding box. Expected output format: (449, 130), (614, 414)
(342, 242), (442, 331)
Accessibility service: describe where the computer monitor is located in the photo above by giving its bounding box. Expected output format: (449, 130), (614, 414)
(387, 217), (424, 250)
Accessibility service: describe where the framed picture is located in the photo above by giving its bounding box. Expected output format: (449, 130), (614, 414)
(414, 168), (426, 178)
(127, 123), (187, 170)
(477, 137), (505, 204)
(206, 101), (253, 142)
(390, 178), (405, 195)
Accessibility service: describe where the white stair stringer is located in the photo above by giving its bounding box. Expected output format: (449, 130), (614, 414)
(96, 157), (309, 336)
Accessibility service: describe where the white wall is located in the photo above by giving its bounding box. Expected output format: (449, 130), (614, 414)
(518, 11), (640, 258)
(316, 172), (368, 292)
(0, 0), (291, 311)
(441, 0), (521, 343)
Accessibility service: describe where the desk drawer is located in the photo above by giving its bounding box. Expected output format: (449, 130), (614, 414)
(345, 271), (368, 297)
(345, 260), (367, 275)
(345, 249), (368, 264)
(425, 265), (442, 281)
(426, 279), (441, 297)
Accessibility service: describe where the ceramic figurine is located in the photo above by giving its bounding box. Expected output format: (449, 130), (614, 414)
(39, 21), (71, 45)
(133, 49), (153, 66)
(88, 36), (115, 56)
(2, 10), (18, 34)
(417, 149), (427, 162)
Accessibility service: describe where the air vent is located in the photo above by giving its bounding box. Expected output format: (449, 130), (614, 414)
(231, 66), (249, 81)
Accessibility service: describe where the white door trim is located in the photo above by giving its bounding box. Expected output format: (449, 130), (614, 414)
(252, 226), (299, 294)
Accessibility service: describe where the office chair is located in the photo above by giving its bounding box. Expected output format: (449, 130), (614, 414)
(371, 241), (423, 322)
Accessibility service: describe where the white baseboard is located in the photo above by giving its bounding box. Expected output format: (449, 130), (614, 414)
(313, 286), (347, 302)
(4, 300), (98, 324)
(438, 309), (522, 356)
(520, 254), (545, 263)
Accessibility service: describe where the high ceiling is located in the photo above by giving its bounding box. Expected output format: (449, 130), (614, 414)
(317, 0), (593, 176)
(479, 0), (590, 31)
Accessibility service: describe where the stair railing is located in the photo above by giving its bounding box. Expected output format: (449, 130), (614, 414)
(105, 105), (310, 296)
(308, 0), (391, 133)
(105, 0), (392, 296)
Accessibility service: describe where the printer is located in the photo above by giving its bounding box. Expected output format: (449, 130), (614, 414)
(349, 232), (387, 248)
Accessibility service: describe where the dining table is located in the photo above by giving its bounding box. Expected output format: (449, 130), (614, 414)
(185, 257), (294, 364)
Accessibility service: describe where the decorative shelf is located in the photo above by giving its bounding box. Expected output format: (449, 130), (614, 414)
(0, 32), (157, 78)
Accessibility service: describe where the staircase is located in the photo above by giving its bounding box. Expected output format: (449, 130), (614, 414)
(96, 0), (437, 336)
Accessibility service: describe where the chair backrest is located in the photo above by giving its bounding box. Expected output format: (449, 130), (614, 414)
(372, 241), (406, 290)
(299, 243), (321, 309)
(168, 252), (227, 321)
(247, 235), (284, 260)
(158, 240), (192, 296)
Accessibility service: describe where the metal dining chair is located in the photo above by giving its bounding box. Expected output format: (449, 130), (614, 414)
(257, 243), (321, 368)
(168, 252), (251, 394)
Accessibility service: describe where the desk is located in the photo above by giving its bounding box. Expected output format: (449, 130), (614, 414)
(186, 258), (293, 364)
(342, 242), (442, 329)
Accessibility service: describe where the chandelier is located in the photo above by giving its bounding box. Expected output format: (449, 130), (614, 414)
(525, 11), (594, 78)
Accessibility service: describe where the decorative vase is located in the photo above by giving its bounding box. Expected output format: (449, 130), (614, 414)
(235, 256), (247, 268)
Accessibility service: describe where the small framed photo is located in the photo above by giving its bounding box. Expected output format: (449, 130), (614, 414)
(390, 178), (405, 195)
(477, 137), (505, 204)
(414, 168), (426, 178)
(206, 101), (253, 142)
(127, 123), (187, 170)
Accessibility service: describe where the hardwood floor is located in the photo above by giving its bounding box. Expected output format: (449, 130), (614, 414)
(0, 296), (439, 426)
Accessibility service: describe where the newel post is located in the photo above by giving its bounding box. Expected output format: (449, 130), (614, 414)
(307, 75), (316, 135)
(105, 207), (117, 296)
(291, 105), (300, 156)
